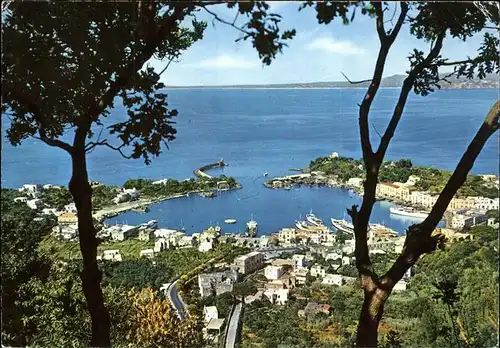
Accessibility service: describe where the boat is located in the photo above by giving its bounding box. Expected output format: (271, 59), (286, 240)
(389, 206), (429, 219)
(331, 218), (355, 234)
(133, 206), (149, 213)
(224, 218), (237, 224)
(140, 219), (158, 229)
(263, 172), (268, 177)
(246, 215), (258, 237)
(306, 211), (323, 226)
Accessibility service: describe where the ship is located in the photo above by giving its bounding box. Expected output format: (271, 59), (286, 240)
(306, 212), (323, 226)
(224, 218), (237, 224)
(246, 214), (258, 237)
(140, 220), (158, 229)
(389, 206), (429, 219)
(331, 218), (355, 234)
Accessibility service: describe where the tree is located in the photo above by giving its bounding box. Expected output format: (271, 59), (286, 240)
(302, 2), (499, 346)
(2, 2), (294, 346)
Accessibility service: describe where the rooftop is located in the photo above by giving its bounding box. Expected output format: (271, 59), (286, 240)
(206, 318), (225, 331)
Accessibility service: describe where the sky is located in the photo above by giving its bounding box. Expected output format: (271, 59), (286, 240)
(148, 2), (494, 86)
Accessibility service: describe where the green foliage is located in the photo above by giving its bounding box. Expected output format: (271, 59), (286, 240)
(470, 225), (497, 244)
(309, 156), (364, 182)
(41, 187), (73, 210)
(101, 259), (173, 290)
(233, 281), (258, 298)
(92, 185), (119, 209)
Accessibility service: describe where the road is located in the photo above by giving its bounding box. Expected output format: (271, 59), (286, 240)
(225, 302), (242, 348)
(166, 280), (187, 320)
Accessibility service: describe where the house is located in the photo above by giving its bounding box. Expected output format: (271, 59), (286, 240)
(109, 224), (139, 241)
(14, 196), (28, 203)
(138, 228), (153, 241)
(369, 249), (386, 255)
(264, 265), (284, 280)
(43, 184), (62, 190)
(20, 184), (43, 194)
(293, 268), (310, 285)
(233, 251), (264, 275)
(278, 228), (297, 244)
(216, 181), (230, 190)
(341, 256), (351, 266)
(393, 279), (407, 292)
(347, 177), (364, 188)
(259, 235), (270, 248)
(451, 210), (488, 230)
(102, 250), (122, 262)
(198, 241), (213, 252)
(42, 208), (57, 216)
(198, 270), (238, 297)
(154, 228), (179, 239)
(473, 197), (499, 211)
(325, 252), (342, 261)
(27, 198), (44, 210)
(271, 258), (296, 268)
(139, 249), (155, 259)
(292, 254), (308, 269)
(322, 274), (343, 286)
(265, 273), (296, 290)
(328, 152), (339, 159)
(203, 306), (218, 323)
(310, 264), (327, 278)
(298, 302), (330, 317)
(53, 224), (78, 241)
(263, 288), (289, 305)
(206, 318), (225, 338)
(154, 238), (170, 252)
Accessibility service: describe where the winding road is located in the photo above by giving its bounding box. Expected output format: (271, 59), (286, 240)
(166, 280), (187, 320)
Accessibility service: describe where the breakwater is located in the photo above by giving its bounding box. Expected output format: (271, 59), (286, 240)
(193, 160), (227, 179)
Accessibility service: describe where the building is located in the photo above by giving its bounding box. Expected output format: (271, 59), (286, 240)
(20, 184), (43, 194)
(278, 228), (297, 244)
(154, 238), (170, 252)
(203, 306), (218, 323)
(293, 268), (310, 285)
(292, 254), (308, 269)
(109, 224), (139, 241)
(264, 265), (284, 280)
(322, 274), (343, 286)
(198, 241), (213, 252)
(347, 177), (364, 188)
(409, 191), (439, 209)
(328, 152), (339, 159)
(102, 250), (122, 262)
(341, 256), (351, 266)
(298, 302), (330, 317)
(42, 208), (57, 216)
(198, 270), (238, 297)
(310, 264), (327, 278)
(154, 228), (179, 239)
(473, 197), (499, 211)
(14, 196), (28, 203)
(265, 273), (296, 290)
(27, 198), (44, 210)
(393, 279), (407, 292)
(263, 288), (289, 305)
(137, 228), (153, 241)
(139, 249), (154, 259)
(451, 210), (488, 230)
(325, 252), (342, 261)
(233, 251), (264, 275)
(376, 182), (416, 201)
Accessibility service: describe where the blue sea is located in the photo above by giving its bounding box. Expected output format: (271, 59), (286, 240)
(2, 89), (498, 235)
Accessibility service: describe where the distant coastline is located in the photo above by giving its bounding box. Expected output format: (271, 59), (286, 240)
(165, 73), (498, 90)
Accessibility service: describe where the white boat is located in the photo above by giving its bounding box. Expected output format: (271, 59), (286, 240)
(246, 215), (258, 237)
(263, 172), (268, 177)
(331, 218), (355, 234)
(306, 212), (323, 226)
(141, 220), (158, 229)
(389, 206), (429, 219)
(224, 218), (237, 224)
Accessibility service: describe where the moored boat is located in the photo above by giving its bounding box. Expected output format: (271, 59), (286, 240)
(224, 218), (237, 224)
(389, 206), (429, 219)
(331, 218), (355, 234)
(306, 212), (323, 226)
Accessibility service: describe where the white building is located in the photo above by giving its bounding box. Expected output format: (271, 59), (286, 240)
(474, 197), (499, 211)
(329, 152), (339, 159)
(322, 274), (343, 286)
(347, 178), (364, 188)
(263, 288), (289, 305)
(292, 254), (308, 269)
(102, 250), (122, 262)
(14, 197), (28, 203)
(27, 198), (44, 210)
(43, 184), (62, 190)
(278, 228), (296, 244)
(264, 265), (284, 280)
(393, 279), (407, 292)
(42, 208), (57, 216)
(341, 256), (351, 266)
(139, 249), (155, 259)
(451, 210), (488, 230)
(154, 228), (179, 239)
(203, 306), (218, 323)
(154, 238), (170, 253)
(64, 202), (77, 213)
(20, 184), (43, 194)
(198, 241), (213, 252)
(369, 249), (386, 255)
(325, 252), (342, 261)
(310, 264), (327, 278)
(234, 251), (264, 275)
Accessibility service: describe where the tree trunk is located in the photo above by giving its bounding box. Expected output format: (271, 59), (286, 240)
(356, 288), (389, 348)
(69, 150), (111, 347)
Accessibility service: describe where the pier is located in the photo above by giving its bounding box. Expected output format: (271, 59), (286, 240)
(193, 160), (228, 179)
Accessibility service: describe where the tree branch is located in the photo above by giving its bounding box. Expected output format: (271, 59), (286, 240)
(202, 5), (249, 36)
(380, 100), (500, 289)
(341, 72), (372, 85)
(4, 88), (74, 154)
(376, 32), (446, 158)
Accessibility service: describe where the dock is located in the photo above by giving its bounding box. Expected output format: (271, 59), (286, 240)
(193, 160), (227, 179)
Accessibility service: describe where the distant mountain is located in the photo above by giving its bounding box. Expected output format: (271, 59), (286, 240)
(166, 73), (498, 89)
